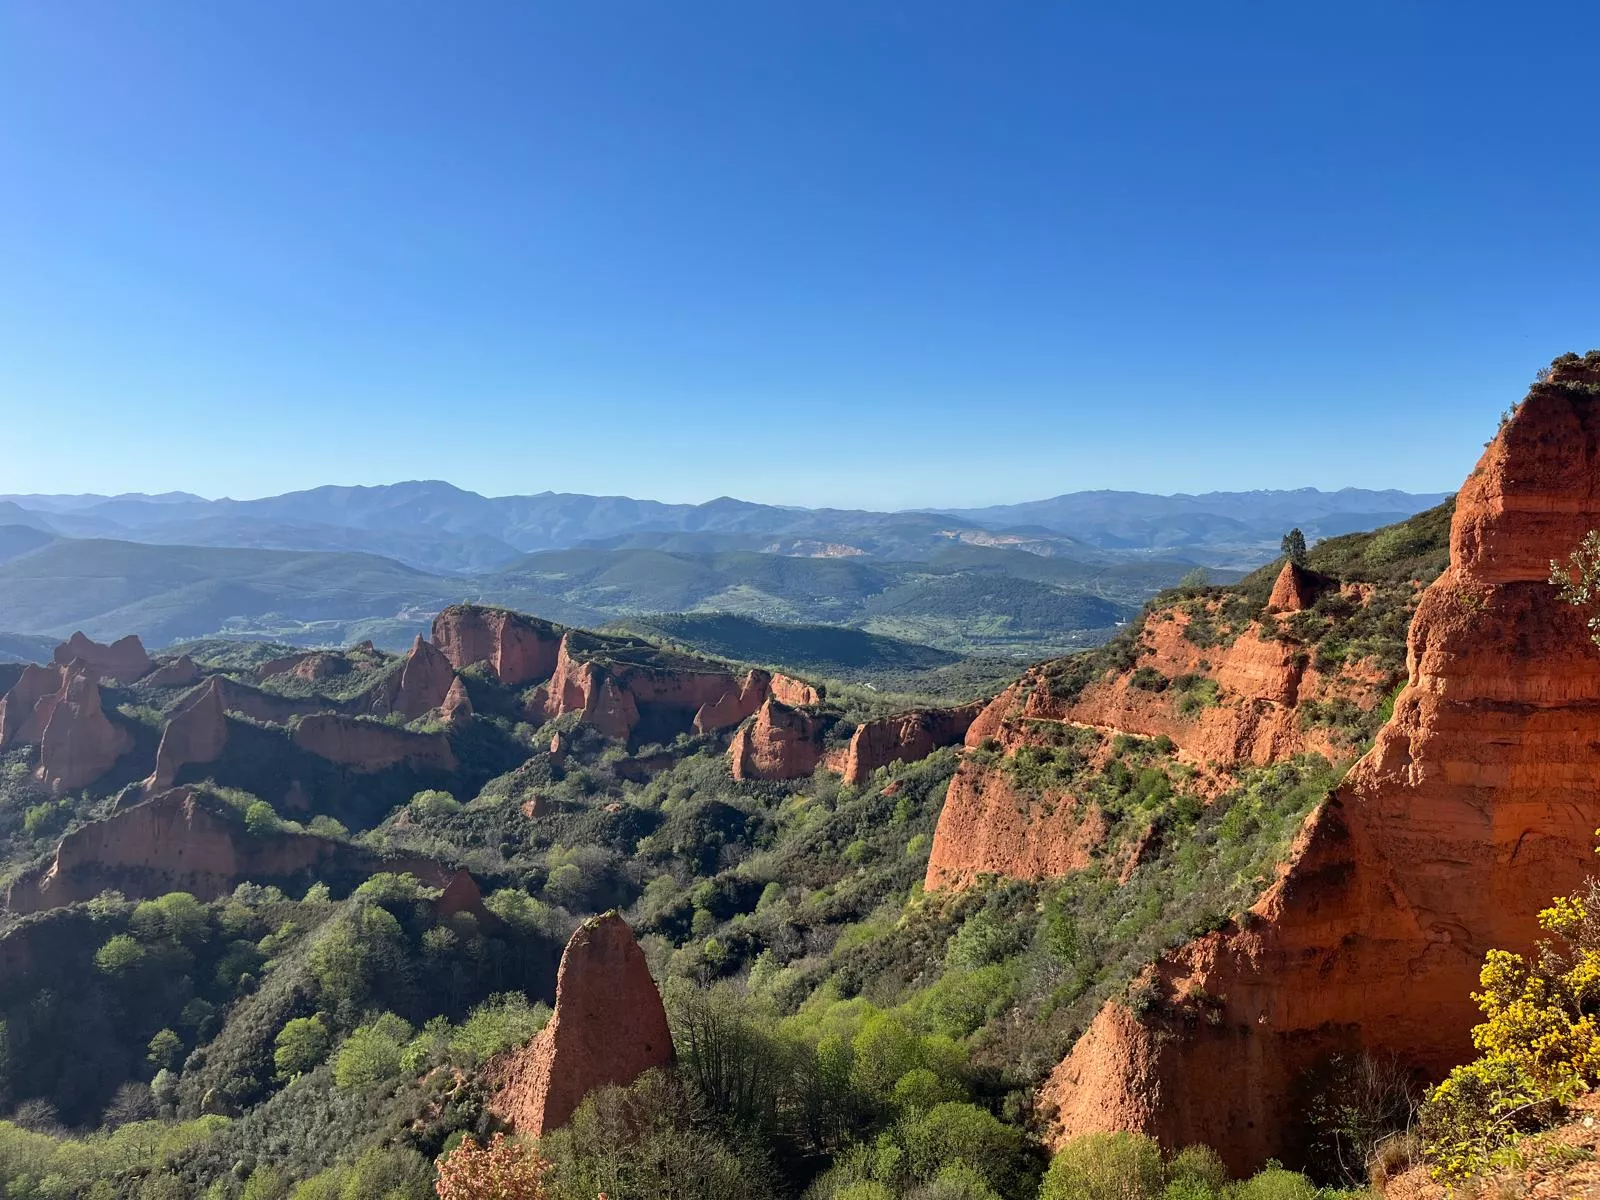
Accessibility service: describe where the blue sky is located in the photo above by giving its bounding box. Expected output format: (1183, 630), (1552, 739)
(2, 3), (1597, 508)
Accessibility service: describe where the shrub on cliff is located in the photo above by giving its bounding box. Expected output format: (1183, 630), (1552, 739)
(1421, 874), (1600, 1182)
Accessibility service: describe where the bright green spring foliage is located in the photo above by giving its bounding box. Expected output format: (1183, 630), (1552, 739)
(1423, 870), (1600, 1182)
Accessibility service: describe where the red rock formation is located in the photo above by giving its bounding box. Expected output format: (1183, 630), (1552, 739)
(291, 714), (457, 773)
(691, 669), (827, 735)
(771, 672), (823, 707)
(440, 677), (473, 725)
(436, 868), (501, 929)
(924, 592), (1393, 891)
(432, 605), (563, 685)
(3, 788), (453, 914)
(728, 698), (829, 781)
(374, 635), (456, 719)
(255, 651), (346, 683)
(198, 676), (324, 725)
(150, 678), (230, 789)
(538, 633), (749, 742)
(0, 664), (65, 750)
(37, 664), (133, 792)
(1041, 359), (1600, 1172)
(831, 702), (982, 786)
(1267, 561), (1335, 612)
(692, 669), (774, 734)
(486, 913), (673, 1136)
(143, 655), (201, 688)
(52, 632), (151, 683)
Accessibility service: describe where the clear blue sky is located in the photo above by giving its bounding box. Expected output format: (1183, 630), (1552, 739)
(2, 3), (1597, 508)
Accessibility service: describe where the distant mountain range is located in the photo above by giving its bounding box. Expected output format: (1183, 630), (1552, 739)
(0, 482), (1448, 660)
(0, 482), (1449, 573)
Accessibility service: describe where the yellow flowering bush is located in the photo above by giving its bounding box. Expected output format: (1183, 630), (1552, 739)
(1423, 871), (1600, 1181)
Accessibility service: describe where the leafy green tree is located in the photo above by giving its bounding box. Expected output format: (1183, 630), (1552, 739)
(244, 801), (280, 836)
(146, 1029), (183, 1071)
(1280, 528), (1309, 568)
(94, 934), (146, 975)
(274, 1015), (332, 1080)
(1040, 1132), (1164, 1200)
(333, 1013), (413, 1089)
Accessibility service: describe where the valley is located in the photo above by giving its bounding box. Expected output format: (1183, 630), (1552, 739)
(1, 359), (1596, 1198)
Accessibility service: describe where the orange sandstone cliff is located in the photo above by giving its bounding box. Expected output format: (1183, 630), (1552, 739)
(37, 664), (133, 792)
(925, 558), (1393, 891)
(432, 605), (563, 685)
(52, 632), (152, 683)
(1039, 357), (1600, 1171)
(487, 912), (673, 1135)
(728, 697), (832, 781)
(2, 788), (454, 914)
(832, 702), (983, 786)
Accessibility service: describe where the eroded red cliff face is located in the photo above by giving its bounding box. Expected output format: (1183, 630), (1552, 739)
(2, 788), (452, 914)
(372, 635), (456, 719)
(728, 697), (831, 781)
(151, 678), (230, 789)
(925, 564), (1390, 891)
(0, 664), (65, 751)
(432, 605), (563, 685)
(832, 702), (983, 786)
(290, 714), (457, 773)
(1040, 359), (1600, 1172)
(143, 655), (201, 689)
(486, 913), (673, 1136)
(38, 664), (133, 792)
(52, 632), (151, 683)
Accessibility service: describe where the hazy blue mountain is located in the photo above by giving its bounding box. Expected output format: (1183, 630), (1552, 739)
(0, 482), (1449, 574)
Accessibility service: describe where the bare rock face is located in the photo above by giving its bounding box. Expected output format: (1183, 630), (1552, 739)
(151, 678), (230, 790)
(831, 702), (982, 786)
(439, 677), (474, 725)
(256, 651), (347, 683)
(432, 605), (563, 686)
(1041, 359), (1600, 1172)
(52, 632), (151, 683)
(925, 594), (1390, 891)
(144, 655), (201, 689)
(692, 669), (827, 735)
(3, 788), (453, 914)
(37, 664), (133, 792)
(375, 636), (456, 720)
(1267, 561), (1335, 612)
(486, 913), (673, 1136)
(0, 664), (66, 751)
(291, 714), (457, 773)
(539, 634), (750, 743)
(728, 697), (829, 781)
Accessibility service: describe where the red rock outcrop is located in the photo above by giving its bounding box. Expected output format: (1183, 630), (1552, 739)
(486, 913), (673, 1136)
(37, 664), (133, 792)
(1267, 561), (1335, 612)
(728, 698), (830, 781)
(373, 635), (456, 719)
(143, 655), (201, 688)
(2, 787), (453, 914)
(1041, 358), (1600, 1172)
(207, 676), (324, 724)
(150, 678), (230, 789)
(256, 651), (347, 683)
(691, 668), (826, 735)
(290, 714), (457, 773)
(0, 664), (65, 750)
(432, 605), (563, 686)
(830, 702), (983, 786)
(924, 592), (1393, 891)
(52, 632), (151, 683)
(537, 633), (750, 743)
(440, 677), (474, 725)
